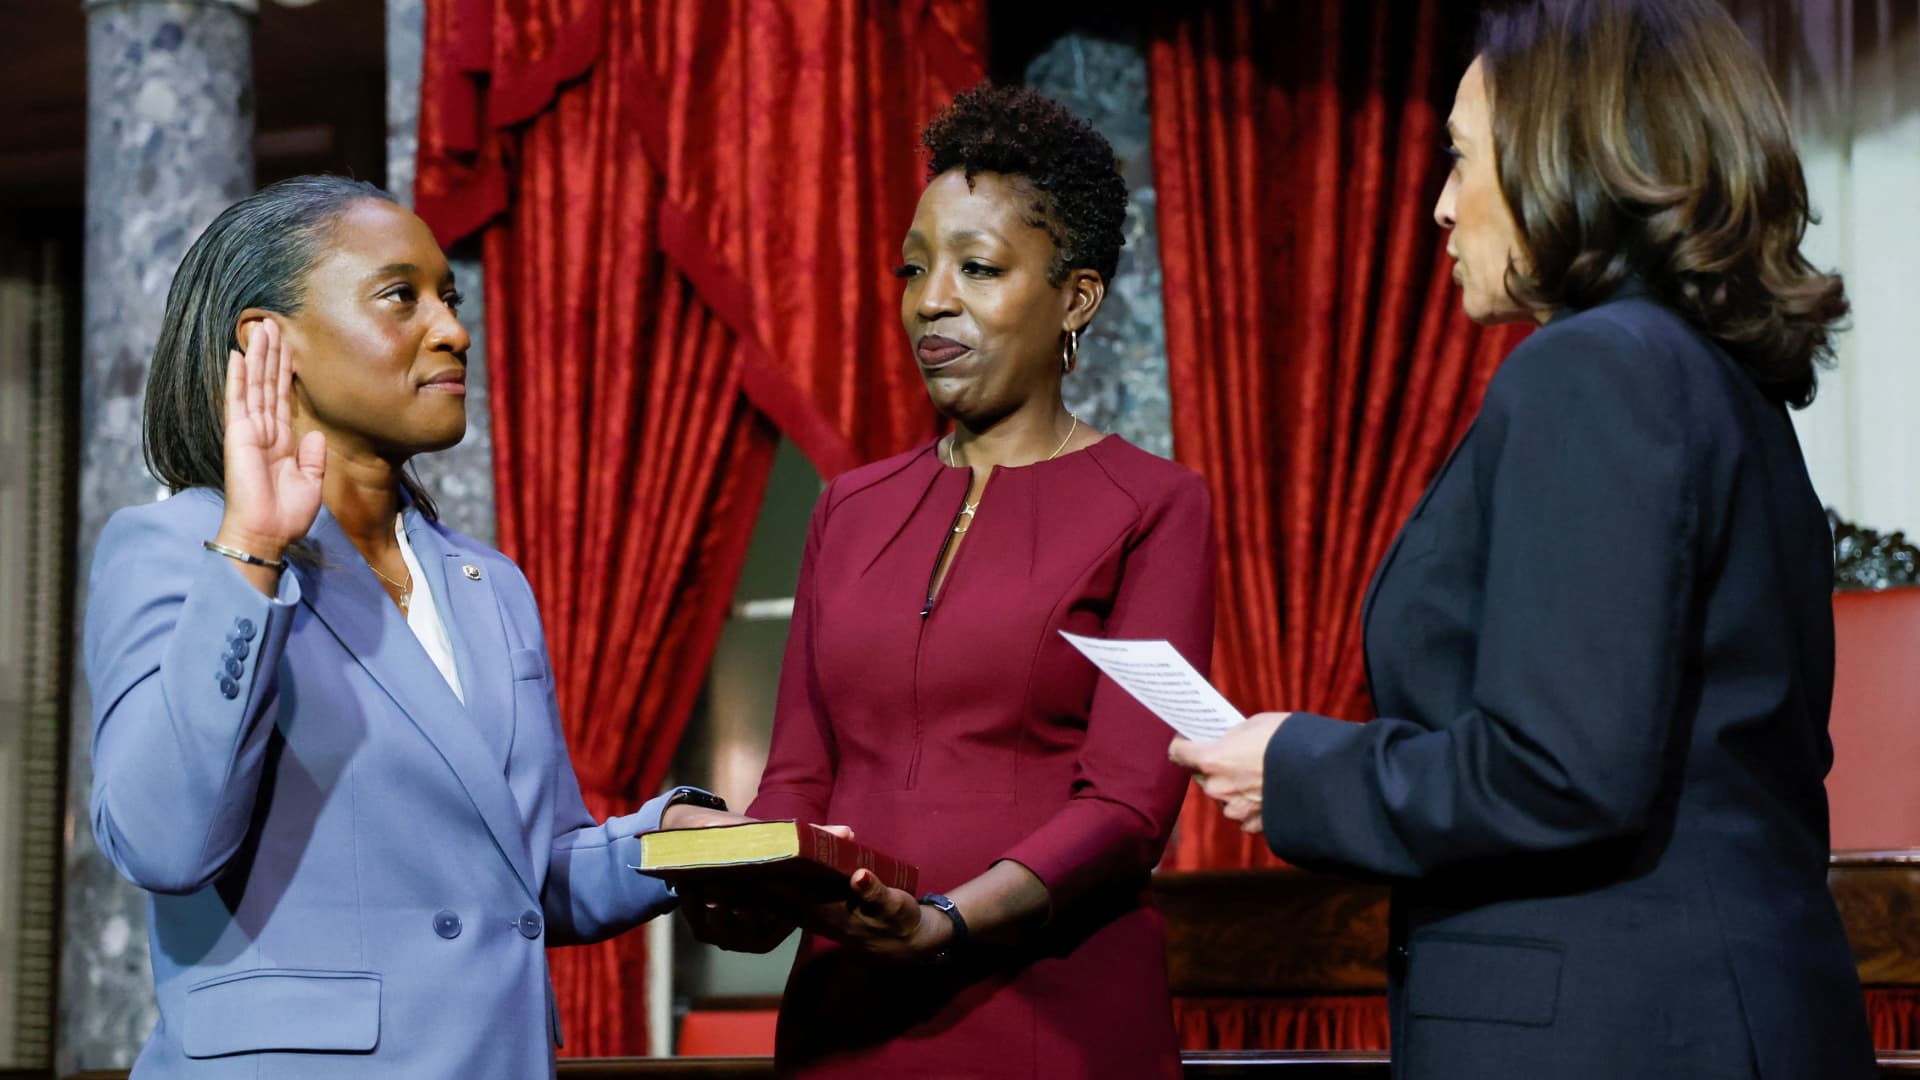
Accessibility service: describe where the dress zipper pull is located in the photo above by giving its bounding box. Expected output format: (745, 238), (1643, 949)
(922, 499), (971, 618)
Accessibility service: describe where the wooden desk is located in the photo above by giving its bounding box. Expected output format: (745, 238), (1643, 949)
(1832, 851), (1920, 986)
(1153, 852), (1920, 998)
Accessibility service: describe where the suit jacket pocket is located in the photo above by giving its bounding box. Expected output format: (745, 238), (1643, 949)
(183, 968), (381, 1057)
(510, 647), (546, 681)
(1407, 932), (1563, 1027)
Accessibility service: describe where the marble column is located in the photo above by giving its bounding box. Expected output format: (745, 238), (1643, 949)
(387, 0), (496, 542)
(1027, 31), (1174, 460)
(65, 0), (255, 1069)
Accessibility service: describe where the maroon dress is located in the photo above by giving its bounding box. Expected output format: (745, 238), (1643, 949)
(748, 435), (1216, 1079)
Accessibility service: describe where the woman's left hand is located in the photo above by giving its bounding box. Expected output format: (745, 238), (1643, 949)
(1170, 711), (1290, 833)
(803, 868), (951, 962)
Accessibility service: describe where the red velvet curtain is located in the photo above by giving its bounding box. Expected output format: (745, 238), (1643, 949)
(416, 0), (985, 1055)
(1151, 0), (1524, 872)
(1147, 0), (1525, 1049)
(1870, 989), (1920, 1050)
(1174, 996), (1391, 1053)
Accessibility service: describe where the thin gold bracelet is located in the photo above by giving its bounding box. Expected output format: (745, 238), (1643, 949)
(203, 539), (287, 571)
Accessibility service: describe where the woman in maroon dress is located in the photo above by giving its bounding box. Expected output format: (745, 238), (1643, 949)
(688, 85), (1216, 1077)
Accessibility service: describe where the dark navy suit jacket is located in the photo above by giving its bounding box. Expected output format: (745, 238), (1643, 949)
(1262, 291), (1877, 1079)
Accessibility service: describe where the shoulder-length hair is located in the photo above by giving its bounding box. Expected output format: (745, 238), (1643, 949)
(144, 174), (440, 519)
(1479, 0), (1846, 407)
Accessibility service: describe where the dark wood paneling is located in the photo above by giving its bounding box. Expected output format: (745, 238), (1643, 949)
(1155, 869), (1391, 996)
(1832, 852), (1920, 985)
(1154, 853), (1920, 999)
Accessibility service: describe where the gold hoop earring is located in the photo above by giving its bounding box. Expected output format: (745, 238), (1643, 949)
(1061, 327), (1080, 375)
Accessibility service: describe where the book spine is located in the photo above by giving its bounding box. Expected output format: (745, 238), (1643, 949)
(798, 826), (919, 895)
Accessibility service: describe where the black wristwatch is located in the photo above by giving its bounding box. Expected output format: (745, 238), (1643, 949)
(662, 787), (728, 817)
(918, 892), (968, 963)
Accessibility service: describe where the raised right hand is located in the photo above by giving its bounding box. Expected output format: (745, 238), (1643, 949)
(216, 319), (325, 561)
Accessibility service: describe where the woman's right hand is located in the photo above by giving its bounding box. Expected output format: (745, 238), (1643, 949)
(216, 318), (326, 562)
(680, 887), (802, 954)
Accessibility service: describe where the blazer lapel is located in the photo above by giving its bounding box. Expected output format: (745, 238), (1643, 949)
(295, 507), (539, 903)
(404, 516), (519, 780)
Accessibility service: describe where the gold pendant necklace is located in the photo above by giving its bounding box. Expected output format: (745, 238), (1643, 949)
(369, 560), (412, 611)
(369, 514), (413, 611)
(941, 414), (1080, 535)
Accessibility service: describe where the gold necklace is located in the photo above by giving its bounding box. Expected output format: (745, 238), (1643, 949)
(369, 518), (413, 611)
(369, 560), (412, 611)
(942, 414), (1079, 534)
(1047, 414), (1079, 461)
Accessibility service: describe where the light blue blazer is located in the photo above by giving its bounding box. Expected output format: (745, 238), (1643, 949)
(85, 488), (686, 1079)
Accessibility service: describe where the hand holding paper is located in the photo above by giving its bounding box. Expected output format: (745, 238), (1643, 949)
(1058, 631), (1243, 742)
(1167, 711), (1288, 834)
(1057, 630), (1285, 833)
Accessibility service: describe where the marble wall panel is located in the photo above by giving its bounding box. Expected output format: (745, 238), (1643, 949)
(1027, 31), (1173, 460)
(65, 1), (255, 1069)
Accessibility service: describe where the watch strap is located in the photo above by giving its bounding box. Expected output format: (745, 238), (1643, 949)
(919, 892), (968, 962)
(663, 786), (728, 814)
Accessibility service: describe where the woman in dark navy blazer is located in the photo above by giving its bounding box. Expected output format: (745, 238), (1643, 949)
(1174, 1), (1878, 1077)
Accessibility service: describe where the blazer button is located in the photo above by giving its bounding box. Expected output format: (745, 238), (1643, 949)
(217, 675), (239, 700)
(433, 909), (463, 939)
(226, 636), (250, 661)
(223, 655), (243, 678)
(517, 910), (543, 939)
(233, 617), (256, 641)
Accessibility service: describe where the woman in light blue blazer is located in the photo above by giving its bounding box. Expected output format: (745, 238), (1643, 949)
(85, 175), (734, 1078)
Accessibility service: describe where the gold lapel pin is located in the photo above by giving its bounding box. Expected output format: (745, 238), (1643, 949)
(462, 564), (483, 580)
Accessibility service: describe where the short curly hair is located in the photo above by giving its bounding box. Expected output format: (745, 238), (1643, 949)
(921, 83), (1128, 286)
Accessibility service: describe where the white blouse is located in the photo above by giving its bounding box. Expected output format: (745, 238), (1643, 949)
(396, 514), (465, 704)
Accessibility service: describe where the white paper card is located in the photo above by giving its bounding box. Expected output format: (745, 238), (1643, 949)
(1059, 631), (1244, 743)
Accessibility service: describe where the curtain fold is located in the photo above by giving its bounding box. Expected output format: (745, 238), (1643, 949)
(420, 0), (985, 477)
(1868, 988), (1920, 1050)
(1173, 996), (1391, 1053)
(416, 0), (985, 1055)
(1150, 0), (1525, 876)
(480, 14), (779, 1052)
